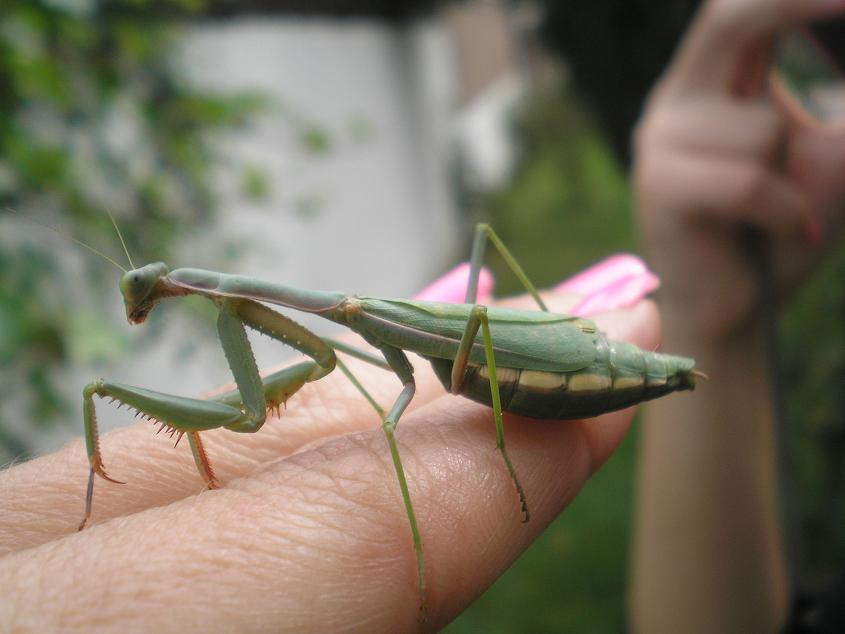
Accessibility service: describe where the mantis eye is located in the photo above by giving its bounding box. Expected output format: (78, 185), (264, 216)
(121, 269), (152, 300)
(119, 262), (169, 303)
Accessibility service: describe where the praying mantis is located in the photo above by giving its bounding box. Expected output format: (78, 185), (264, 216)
(78, 222), (700, 618)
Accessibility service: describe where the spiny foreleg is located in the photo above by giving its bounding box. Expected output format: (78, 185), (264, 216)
(78, 361), (318, 530)
(79, 378), (248, 529)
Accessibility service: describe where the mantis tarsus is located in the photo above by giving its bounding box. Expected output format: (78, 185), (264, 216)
(78, 222), (700, 618)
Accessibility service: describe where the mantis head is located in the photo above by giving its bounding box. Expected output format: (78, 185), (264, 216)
(120, 262), (170, 324)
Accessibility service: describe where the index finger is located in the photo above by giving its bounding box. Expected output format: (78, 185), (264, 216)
(662, 0), (845, 98)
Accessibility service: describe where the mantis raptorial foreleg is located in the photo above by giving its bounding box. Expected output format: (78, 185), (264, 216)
(80, 297), (338, 529)
(79, 281), (402, 530)
(187, 431), (218, 489)
(79, 359), (321, 529)
(218, 297), (336, 432)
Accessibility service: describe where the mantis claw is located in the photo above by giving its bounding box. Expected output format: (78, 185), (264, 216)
(95, 465), (125, 485)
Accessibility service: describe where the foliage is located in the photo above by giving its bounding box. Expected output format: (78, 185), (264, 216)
(782, 246), (845, 588)
(0, 0), (265, 455)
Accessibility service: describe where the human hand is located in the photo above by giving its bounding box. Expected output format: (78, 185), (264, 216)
(634, 0), (845, 341)
(0, 263), (660, 632)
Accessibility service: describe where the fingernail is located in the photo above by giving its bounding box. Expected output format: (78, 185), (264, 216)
(554, 254), (651, 295)
(413, 263), (495, 303)
(805, 217), (823, 247)
(569, 271), (661, 317)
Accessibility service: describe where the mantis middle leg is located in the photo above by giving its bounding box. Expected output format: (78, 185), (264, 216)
(370, 344), (429, 619)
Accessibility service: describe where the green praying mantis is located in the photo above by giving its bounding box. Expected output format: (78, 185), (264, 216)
(77, 221), (700, 618)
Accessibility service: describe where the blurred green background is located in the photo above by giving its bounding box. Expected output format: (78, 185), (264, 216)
(1, 1), (843, 632)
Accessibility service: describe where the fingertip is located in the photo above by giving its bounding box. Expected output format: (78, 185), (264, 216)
(591, 299), (663, 351)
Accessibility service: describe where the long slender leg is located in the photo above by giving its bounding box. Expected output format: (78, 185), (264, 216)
(462, 224), (540, 520)
(477, 308), (529, 522)
(450, 305), (529, 522)
(378, 346), (427, 619)
(466, 223), (549, 311)
(334, 357), (386, 419)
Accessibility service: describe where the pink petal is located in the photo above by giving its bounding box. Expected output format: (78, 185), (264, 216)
(570, 271), (661, 316)
(413, 263), (495, 303)
(554, 254), (651, 295)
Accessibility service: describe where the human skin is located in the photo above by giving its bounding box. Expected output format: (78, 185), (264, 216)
(630, 0), (845, 631)
(0, 291), (659, 633)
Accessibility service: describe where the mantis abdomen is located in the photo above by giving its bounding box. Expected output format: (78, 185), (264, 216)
(428, 337), (697, 420)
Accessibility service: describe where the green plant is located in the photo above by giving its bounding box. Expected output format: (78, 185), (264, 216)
(0, 0), (265, 456)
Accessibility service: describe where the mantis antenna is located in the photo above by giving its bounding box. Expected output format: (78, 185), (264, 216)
(4, 208), (128, 273)
(105, 207), (135, 270)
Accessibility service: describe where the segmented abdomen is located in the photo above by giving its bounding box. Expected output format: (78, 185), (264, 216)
(428, 335), (697, 420)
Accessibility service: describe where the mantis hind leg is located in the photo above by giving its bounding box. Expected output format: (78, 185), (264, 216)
(451, 305), (530, 523)
(461, 223), (539, 521)
(466, 223), (549, 312)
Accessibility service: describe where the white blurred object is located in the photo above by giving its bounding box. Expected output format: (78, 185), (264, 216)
(454, 73), (524, 190)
